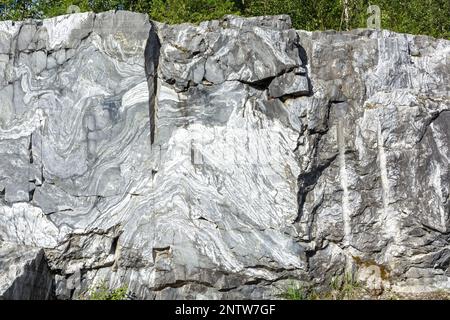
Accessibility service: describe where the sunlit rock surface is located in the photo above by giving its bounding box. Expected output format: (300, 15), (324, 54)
(0, 11), (449, 299)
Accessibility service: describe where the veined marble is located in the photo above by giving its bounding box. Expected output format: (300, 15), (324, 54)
(0, 12), (449, 299)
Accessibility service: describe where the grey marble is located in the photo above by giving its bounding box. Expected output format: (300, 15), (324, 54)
(0, 12), (449, 299)
(0, 243), (53, 300)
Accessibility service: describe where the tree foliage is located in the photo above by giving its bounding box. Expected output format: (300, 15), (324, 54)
(0, 0), (448, 39)
(243, 0), (343, 31)
(150, 0), (239, 24)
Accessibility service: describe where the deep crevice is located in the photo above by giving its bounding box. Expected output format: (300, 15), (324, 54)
(239, 76), (276, 91)
(144, 21), (161, 145)
(109, 235), (120, 255)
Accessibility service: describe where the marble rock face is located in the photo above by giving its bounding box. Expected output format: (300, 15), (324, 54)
(0, 243), (53, 300)
(0, 11), (449, 299)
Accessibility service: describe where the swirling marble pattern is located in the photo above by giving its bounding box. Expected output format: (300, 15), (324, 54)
(0, 12), (449, 299)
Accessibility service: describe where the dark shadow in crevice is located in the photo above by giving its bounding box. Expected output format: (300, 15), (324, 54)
(239, 76), (276, 91)
(144, 21), (161, 145)
(296, 42), (314, 97)
(1, 250), (55, 300)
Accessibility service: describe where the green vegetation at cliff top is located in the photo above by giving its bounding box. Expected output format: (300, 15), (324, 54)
(0, 0), (448, 39)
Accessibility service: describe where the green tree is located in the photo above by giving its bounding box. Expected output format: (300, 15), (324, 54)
(242, 0), (449, 39)
(150, 0), (239, 24)
(37, 0), (90, 17)
(0, 0), (42, 20)
(243, 0), (343, 31)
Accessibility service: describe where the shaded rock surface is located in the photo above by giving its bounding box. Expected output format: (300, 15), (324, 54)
(0, 11), (449, 299)
(0, 243), (53, 299)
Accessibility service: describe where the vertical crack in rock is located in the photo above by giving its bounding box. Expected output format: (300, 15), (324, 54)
(28, 133), (35, 202)
(144, 21), (161, 145)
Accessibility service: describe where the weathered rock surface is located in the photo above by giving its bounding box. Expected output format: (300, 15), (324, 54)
(0, 243), (53, 299)
(0, 11), (449, 299)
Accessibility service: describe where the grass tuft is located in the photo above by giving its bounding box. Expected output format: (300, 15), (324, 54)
(83, 281), (129, 300)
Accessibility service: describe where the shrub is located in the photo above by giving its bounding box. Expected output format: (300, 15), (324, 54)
(86, 281), (129, 300)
